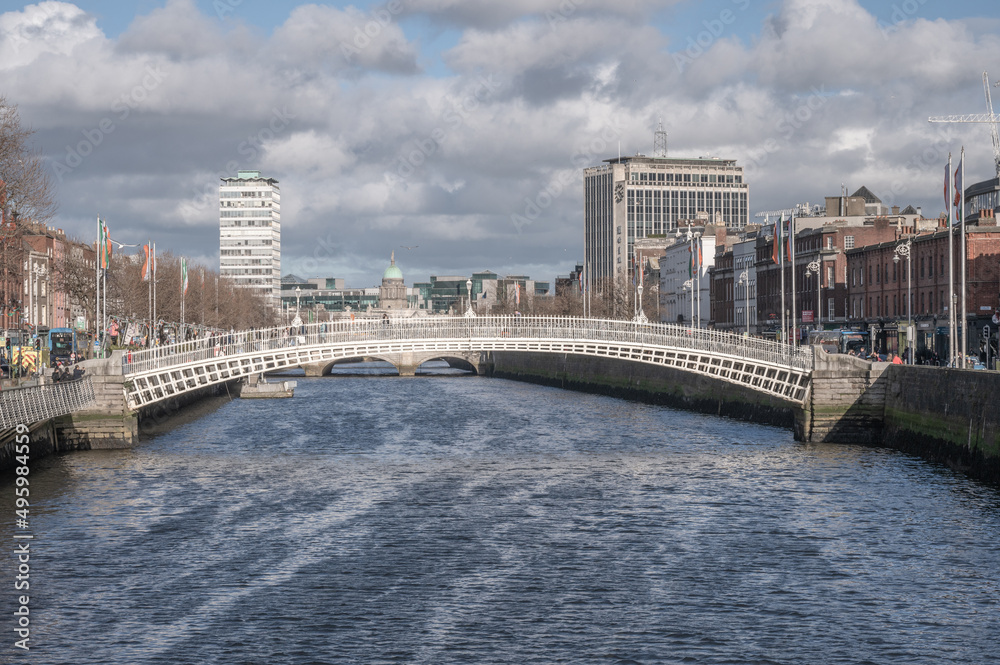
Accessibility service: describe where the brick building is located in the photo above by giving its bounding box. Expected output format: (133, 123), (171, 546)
(846, 223), (1000, 361)
(749, 217), (907, 340)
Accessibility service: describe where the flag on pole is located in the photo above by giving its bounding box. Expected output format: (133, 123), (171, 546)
(142, 244), (151, 281)
(954, 149), (963, 210)
(181, 258), (189, 295)
(98, 219), (112, 270)
(944, 161), (951, 226)
(514, 281), (521, 305)
(784, 215), (793, 261)
(771, 216), (782, 264)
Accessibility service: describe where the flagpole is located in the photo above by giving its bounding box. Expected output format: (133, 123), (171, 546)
(147, 240), (152, 348)
(152, 242), (157, 344)
(960, 147), (967, 368)
(947, 153), (956, 367)
(181, 258), (186, 331)
(95, 218), (101, 358)
(779, 217), (786, 345)
(790, 211), (798, 348)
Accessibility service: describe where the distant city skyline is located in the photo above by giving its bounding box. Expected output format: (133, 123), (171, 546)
(5, 0), (1000, 287)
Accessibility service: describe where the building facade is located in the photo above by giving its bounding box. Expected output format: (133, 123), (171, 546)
(584, 155), (749, 286)
(220, 170), (281, 308)
(660, 226), (716, 325)
(845, 224), (1000, 361)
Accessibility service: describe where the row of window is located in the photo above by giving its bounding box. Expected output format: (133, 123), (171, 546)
(851, 292), (944, 318)
(631, 172), (743, 184)
(851, 253), (947, 286)
(220, 190), (276, 198)
(220, 201), (276, 208)
(220, 210), (275, 218)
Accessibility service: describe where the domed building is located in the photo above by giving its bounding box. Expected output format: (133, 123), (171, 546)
(379, 252), (407, 310)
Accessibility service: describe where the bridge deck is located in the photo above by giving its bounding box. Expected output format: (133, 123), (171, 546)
(120, 317), (813, 410)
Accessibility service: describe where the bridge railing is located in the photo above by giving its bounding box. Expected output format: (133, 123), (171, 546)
(122, 316), (813, 376)
(0, 378), (96, 430)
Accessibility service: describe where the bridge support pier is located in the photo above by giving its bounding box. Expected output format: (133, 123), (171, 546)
(301, 362), (327, 377)
(798, 349), (887, 444)
(55, 354), (139, 449)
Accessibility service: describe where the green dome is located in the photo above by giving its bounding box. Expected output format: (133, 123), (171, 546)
(383, 252), (403, 280)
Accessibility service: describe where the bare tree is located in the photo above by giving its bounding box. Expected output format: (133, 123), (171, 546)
(0, 97), (57, 224)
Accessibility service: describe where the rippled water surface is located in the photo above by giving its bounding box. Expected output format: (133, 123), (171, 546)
(3, 368), (999, 664)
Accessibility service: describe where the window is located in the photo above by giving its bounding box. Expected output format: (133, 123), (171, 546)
(826, 236), (833, 249)
(844, 235), (855, 249)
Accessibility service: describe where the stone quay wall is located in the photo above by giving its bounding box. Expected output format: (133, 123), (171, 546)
(484, 351), (799, 433)
(882, 365), (1000, 483)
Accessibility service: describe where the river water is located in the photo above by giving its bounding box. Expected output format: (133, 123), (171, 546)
(3, 365), (999, 664)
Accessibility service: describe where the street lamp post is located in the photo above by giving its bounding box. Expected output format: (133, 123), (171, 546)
(894, 240), (912, 364)
(465, 278), (476, 318)
(806, 260), (821, 331)
(682, 279), (693, 328)
(738, 270), (750, 337)
(292, 286), (302, 328)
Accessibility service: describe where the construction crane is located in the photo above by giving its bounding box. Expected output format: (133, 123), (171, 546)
(929, 71), (1000, 178)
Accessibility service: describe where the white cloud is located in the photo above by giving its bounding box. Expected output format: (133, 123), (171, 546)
(2, 0), (1000, 286)
(0, 1), (103, 71)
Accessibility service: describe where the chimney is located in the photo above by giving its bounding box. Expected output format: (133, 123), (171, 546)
(892, 205), (899, 215)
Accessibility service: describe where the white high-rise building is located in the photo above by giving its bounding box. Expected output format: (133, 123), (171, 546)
(219, 170), (281, 307)
(584, 155), (749, 286)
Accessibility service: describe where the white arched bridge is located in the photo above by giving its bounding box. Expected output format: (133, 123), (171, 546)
(120, 316), (815, 410)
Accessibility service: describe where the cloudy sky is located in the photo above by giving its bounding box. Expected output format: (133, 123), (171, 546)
(2, 0), (1000, 287)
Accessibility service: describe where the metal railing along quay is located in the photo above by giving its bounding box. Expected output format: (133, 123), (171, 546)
(122, 316), (815, 376)
(0, 378), (96, 430)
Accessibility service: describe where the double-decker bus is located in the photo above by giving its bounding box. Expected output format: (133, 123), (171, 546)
(47, 328), (77, 364)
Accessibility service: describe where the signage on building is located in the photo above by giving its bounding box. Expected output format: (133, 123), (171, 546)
(802, 310), (814, 323)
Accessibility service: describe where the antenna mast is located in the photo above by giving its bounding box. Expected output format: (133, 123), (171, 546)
(653, 119), (668, 158)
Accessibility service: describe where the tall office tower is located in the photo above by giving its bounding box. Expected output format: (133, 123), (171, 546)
(584, 154), (749, 286)
(219, 170), (281, 308)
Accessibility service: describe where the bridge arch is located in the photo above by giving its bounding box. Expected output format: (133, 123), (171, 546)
(303, 351), (483, 377)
